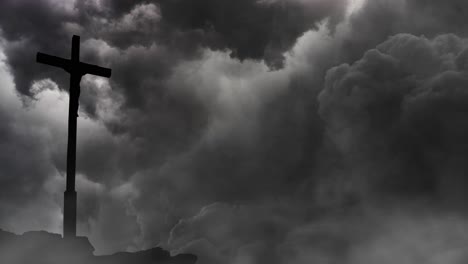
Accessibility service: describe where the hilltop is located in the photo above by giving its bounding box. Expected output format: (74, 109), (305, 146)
(0, 229), (197, 264)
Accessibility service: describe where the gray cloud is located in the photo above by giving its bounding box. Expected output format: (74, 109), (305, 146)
(154, 0), (347, 67)
(3, 0), (468, 263)
(319, 33), (468, 203)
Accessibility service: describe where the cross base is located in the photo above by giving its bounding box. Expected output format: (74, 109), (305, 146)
(63, 190), (77, 238)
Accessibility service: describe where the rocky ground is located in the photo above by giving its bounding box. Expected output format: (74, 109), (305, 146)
(0, 229), (197, 264)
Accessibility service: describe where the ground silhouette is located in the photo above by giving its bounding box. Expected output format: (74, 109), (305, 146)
(0, 229), (197, 264)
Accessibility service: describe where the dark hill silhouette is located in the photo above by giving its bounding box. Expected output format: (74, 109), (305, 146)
(0, 229), (197, 264)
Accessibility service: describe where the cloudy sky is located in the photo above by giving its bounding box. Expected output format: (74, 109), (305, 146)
(2, 0), (468, 263)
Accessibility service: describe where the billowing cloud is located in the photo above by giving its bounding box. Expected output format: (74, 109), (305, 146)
(319, 33), (468, 202)
(2, 0), (468, 263)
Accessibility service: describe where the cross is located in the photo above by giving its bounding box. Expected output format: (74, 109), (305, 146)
(36, 35), (111, 239)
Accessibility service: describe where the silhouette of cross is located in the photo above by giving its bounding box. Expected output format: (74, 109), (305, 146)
(36, 35), (111, 239)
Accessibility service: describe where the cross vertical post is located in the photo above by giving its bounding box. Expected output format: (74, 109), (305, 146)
(63, 35), (80, 239)
(36, 35), (112, 239)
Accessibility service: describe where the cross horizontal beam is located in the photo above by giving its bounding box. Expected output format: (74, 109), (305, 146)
(36, 52), (111, 78)
(79, 61), (112, 78)
(36, 52), (70, 72)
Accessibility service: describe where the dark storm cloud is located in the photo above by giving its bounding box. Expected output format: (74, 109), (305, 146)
(163, 1), (468, 262)
(319, 33), (468, 203)
(0, 2), (346, 227)
(4, 0), (468, 263)
(0, 0), (379, 258)
(0, 0), (75, 96)
(155, 0), (346, 67)
(128, 0), (468, 260)
(98, 0), (347, 63)
(338, 0), (468, 64)
(118, 37), (341, 250)
(406, 0), (468, 35)
(0, 0), (348, 104)
(0, 0), (341, 254)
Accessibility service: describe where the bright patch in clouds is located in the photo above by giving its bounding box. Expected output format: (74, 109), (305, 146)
(347, 0), (365, 15)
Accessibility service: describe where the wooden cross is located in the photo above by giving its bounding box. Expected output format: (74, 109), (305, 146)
(36, 35), (111, 238)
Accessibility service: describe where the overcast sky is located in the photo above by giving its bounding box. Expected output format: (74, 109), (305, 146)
(2, 0), (468, 263)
